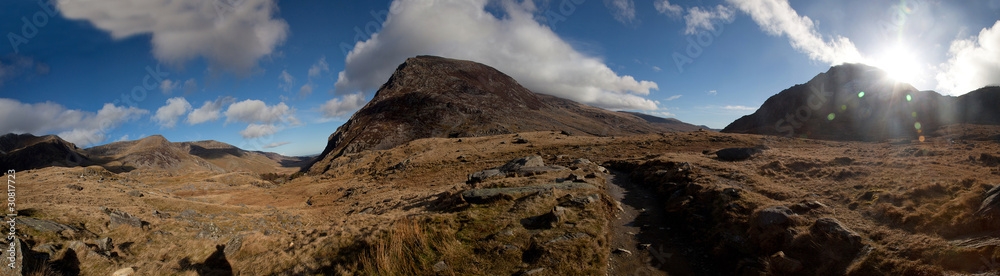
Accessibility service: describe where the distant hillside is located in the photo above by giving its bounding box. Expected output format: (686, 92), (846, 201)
(86, 135), (310, 173)
(0, 133), (88, 171)
(721, 64), (986, 140)
(305, 55), (701, 174)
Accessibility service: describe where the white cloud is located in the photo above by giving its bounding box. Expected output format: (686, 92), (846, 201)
(335, 0), (659, 110)
(188, 96), (236, 125)
(652, 66), (662, 72)
(160, 79), (177, 94)
(298, 84), (313, 98)
(239, 123), (278, 138)
(721, 105), (757, 111)
(320, 93), (367, 119)
(0, 99), (148, 146)
(57, 0), (288, 74)
(936, 20), (1000, 95)
(604, 0), (637, 25)
(726, 0), (863, 65)
(0, 56), (49, 87)
(279, 70), (294, 92)
(665, 95), (682, 101)
(683, 5), (735, 35)
(707, 90), (718, 95)
(654, 0), (683, 17)
(153, 97), (192, 128)
(116, 135), (130, 142)
(308, 56), (329, 79)
(224, 99), (292, 124)
(262, 141), (290, 149)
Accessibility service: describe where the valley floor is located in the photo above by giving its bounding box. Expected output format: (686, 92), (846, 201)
(7, 127), (1000, 275)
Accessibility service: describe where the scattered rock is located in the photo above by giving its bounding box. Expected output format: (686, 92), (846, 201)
(100, 207), (145, 228)
(768, 251), (803, 274)
(112, 267), (135, 276)
(716, 147), (764, 161)
(638, 244), (651, 250)
(225, 235), (245, 257)
(358, 207), (374, 215)
(560, 130), (573, 136)
(468, 169), (503, 184)
(513, 165), (568, 176)
(808, 218), (863, 250)
(981, 153), (1000, 166)
(15, 218), (77, 232)
(498, 156), (545, 172)
(96, 237), (113, 252)
(513, 138), (530, 144)
(126, 190), (144, 197)
(522, 267), (546, 275)
(613, 248), (632, 255)
(462, 183), (598, 204)
(789, 200), (828, 213)
(978, 184), (1000, 229)
(749, 206), (797, 252)
(830, 157), (854, 166)
(65, 184), (84, 191)
(433, 260), (449, 272)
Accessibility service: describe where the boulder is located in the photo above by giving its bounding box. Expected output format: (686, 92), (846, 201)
(100, 207), (145, 228)
(112, 267), (135, 276)
(96, 237), (113, 252)
(977, 184), (1000, 229)
(462, 183), (598, 204)
(513, 165), (568, 176)
(468, 169), (504, 184)
(498, 156), (545, 172)
(716, 147), (764, 161)
(16, 218), (77, 232)
(749, 206), (797, 252)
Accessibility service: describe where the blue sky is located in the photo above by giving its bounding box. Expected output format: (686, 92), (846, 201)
(0, 0), (998, 156)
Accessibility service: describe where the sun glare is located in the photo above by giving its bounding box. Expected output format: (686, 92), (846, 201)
(875, 45), (922, 84)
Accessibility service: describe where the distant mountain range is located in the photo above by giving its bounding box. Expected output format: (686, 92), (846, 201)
(722, 63), (1000, 140)
(303, 56), (702, 174)
(0, 133), (309, 173)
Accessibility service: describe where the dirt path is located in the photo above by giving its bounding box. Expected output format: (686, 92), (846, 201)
(606, 170), (694, 276)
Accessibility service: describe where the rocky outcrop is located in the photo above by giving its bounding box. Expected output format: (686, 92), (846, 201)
(305, 56), (701, 174)
(0, 133), (87, 171)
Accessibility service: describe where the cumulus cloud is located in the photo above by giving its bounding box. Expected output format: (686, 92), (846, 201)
(188, 96), (236, 125)
(239, 123), (278, 138)
(335, 0), (660, 110)
(182, 79), (198, 94)
(224, 99), (293, 124)
(0, 99), (148, 146)
(707, 90), (718, 95)
(936, 20), (1000, 95)
(320, 93), (367, 119)
(308, 56), (329, 79)
(153, 97), (192, 128)
(57, 0), (288, 74)
(683, 5), (735, 35)
(160, 79), (177, 94)
(604, 0), (637, 25)
(726, 0), (863, 65)
(654, 0), (683, 17)
(298, 84), (313, 98)
(262, 141), (290, 149)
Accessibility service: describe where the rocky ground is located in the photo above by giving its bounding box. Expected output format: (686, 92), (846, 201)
(6, 127), (1000, 275)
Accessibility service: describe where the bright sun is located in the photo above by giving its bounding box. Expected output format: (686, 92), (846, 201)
(875, 45), (922, 84)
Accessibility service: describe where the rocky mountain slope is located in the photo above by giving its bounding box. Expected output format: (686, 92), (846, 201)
(0, 133), (88, 171)
(85, 135), (309, 173)
(722, 64), (1000, 141)
(305, 55), (700, 174)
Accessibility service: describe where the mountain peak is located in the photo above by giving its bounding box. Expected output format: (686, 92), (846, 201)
(304, 56), (701, 174)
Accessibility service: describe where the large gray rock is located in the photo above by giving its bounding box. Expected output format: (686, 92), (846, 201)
(96, 237), (113, 252)
(716, 147), (764, 161)
(16, 218), (77, 232)
(100, 207), (145, 228)
(977, 184), (1000, 229)
(513, 165), (568, 176)
(468, 169), (503, 184)
(462, 183), (597, 204)
(498, 155), (545, 172)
